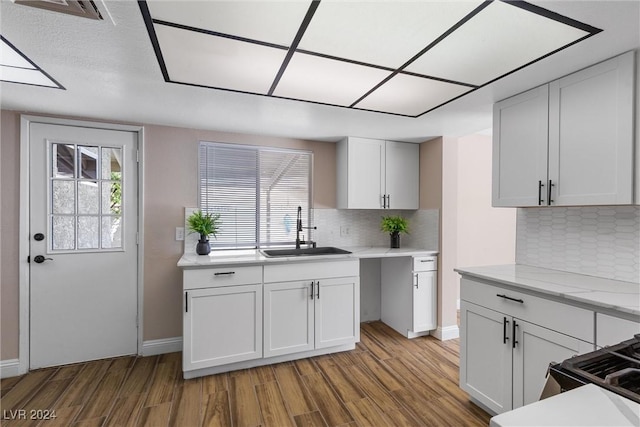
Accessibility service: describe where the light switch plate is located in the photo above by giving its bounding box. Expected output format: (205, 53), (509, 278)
(175, 227), (185, 241)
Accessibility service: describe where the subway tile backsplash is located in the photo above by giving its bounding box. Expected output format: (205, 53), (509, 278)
(516, 206), (640, 283)
(312, 208), (439, 250)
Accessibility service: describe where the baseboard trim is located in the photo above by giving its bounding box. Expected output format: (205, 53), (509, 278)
(1, 359), (21, 378)
(141, 337), (182, 356)
(432, 325), (460, 341)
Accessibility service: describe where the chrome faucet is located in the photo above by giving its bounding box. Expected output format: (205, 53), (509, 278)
(296, 206), (317, 249)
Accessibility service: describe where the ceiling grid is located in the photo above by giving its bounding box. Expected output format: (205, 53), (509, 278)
(141, 0), (600, 117)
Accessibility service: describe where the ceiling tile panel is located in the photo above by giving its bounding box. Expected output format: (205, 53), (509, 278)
(273, 53), (392, 106)
(146, 0), (311, 46)
(0, 65), (59, 87)
(355, 74), (472, 117)
(405, 1), (591, 86)
(0, 38), (35, 69)
(298, 1), (483, 68)
(155, 24), (287, 95)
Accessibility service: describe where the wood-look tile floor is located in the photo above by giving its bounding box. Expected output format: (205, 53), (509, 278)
(1, 322), (491, 427)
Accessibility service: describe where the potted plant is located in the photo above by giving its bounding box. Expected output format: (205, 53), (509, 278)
(380, 215), (409, 249)
(187, 210), (221, 255)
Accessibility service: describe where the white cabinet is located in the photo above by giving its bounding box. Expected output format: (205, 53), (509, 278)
(492, 51), (635, 207)
(381, 256), (437, 338)
(460, 301), (512, 414)
(183, 284), (263, 371)
(337, 137), (419, 209)
(263, 260), (360, 358)
(492, 86), (549, 207)
(459, 277), (594, 415)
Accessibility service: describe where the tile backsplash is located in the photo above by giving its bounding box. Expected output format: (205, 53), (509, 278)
(312, 208), (439, 250)
(516, 206), (640, 283)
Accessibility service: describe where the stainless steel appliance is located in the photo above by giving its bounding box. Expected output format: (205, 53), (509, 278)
(547, 334), (640, 404)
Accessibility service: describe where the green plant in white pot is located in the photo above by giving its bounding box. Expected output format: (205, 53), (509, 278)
(380, 215), (409, 249)
(187, 210), (221, 255)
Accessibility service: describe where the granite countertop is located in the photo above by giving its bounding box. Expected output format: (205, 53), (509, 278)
(455, 264), (640, 317)
(178, 246), (438, 268)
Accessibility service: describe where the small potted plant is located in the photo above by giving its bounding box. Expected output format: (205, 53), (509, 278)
(380, 215), (409, 249)
(187, 210), (221, 255)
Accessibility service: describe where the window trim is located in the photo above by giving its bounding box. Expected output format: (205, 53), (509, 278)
(198, 141), (313, 250)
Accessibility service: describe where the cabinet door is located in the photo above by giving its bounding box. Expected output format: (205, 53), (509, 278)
(460, 301), (512, 414)
(512, 319), (593, 408)
(315, 277), (359, 349)
(413, 270), (436, 332)
(345, 137), (385, 209)
(548, 52), (634, 205)
(492, 85), (549, 207)
(385, 141), (419, 209)
(184, 284), (262, 371)
(264, 281), (314, 358)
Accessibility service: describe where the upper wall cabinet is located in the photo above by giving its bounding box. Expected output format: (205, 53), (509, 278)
(337, 137), (419, 210)
(492, 51), (635, 207)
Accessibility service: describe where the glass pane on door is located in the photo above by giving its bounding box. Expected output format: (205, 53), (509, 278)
(49, 142), (125, 252)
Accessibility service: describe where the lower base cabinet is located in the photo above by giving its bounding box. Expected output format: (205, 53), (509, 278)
(182, 259), (360, 377)
(459, 276), (594, 415)
(264, 277), (359, 358)
(183, 284), (263, 371)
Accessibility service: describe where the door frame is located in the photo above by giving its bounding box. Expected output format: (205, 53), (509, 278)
(18, 115), (145, 375)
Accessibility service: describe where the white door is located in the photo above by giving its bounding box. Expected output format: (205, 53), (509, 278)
(512, 319), (593, 408)
(347, 137), (384, 209)
(29, 123), (139, 369)
(183, 285), (263, 371)
(412, 270), (436, 333)
(264, 281), (314, 357)
(315, 277), (359, 349)
(384, 141), (419, 209)
(460, 301), (513, 414)
(492, 85), (549, 207)
(548, 52), (634, 205)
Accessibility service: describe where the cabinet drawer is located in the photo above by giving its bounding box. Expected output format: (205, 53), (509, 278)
(264, 259), (359, 283)
(183, 266), (262, 290)
(460, 278), (593, 343)
(413, 256), (437, 272)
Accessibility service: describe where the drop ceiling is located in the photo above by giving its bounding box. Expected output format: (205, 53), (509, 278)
(0, 1), (638, 141)
(141, 0), (600, 117)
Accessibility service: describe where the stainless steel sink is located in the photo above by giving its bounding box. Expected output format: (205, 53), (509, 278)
(260, 247), (352, 258)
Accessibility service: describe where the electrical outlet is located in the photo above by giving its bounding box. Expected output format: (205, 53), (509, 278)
(175, 227), (185, 241)
(340, 226), (350, 237)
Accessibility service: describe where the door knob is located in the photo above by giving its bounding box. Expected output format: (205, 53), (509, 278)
(34, 233), (45, 241)
(33, 255), (53, 264)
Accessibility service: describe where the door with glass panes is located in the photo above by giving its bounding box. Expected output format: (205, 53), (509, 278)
(29, 122), (138, 369)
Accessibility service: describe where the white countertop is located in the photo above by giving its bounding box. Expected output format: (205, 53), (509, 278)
(455, 264), (640, 317)
(178, 246), (438, 268)
(490, 384), (640, 427)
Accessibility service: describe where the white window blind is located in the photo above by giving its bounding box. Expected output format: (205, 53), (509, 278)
(199, 142), (312, 249)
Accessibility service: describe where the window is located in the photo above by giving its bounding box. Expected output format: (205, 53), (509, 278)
(50, 143), (123, 251)
(199, 142), (312, 249)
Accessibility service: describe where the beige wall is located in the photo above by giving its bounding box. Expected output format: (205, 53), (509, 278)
(1, 111), (21, 360)
(420, 134), (517, 334)
(0, 110), (338, 360)
(141, 124), (337, 340)
(456, 133), (516, 274)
